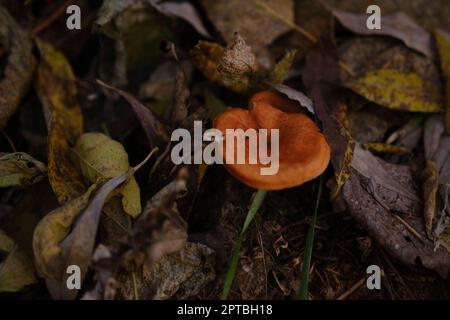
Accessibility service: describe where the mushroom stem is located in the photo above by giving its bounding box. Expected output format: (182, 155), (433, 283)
(221, 189), (268, 300)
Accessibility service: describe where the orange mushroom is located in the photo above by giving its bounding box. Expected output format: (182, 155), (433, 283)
(249, 90), (302, 113)
(213, 91), (330, 190)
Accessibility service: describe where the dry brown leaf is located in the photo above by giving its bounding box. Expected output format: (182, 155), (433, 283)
(303, 39), (355, 199)
(333, 10), (433, 58)
(96, 80), (168, 148)
(0, 230), (37, 293)
(201, 0), (293, 51)
(341, 145), (450, 277)
(0, 6), (34, 129)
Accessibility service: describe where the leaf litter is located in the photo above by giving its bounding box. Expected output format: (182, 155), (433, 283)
(1, 0), (450, 300)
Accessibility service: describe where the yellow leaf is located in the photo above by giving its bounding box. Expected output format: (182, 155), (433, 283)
(72, 132), (142, 217)
(32, 185), (96, 282)
(436, 30), (450, 133)
(345, 69), (443, 112)
(34, 39), (85, 204)
(0, 152), (47, 188)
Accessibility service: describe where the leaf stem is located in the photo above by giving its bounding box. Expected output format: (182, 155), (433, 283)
(221, 189), (268, 300)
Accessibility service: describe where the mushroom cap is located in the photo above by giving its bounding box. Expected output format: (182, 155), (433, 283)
(249, 90), (301, 113)
(213, 101), (330, 190)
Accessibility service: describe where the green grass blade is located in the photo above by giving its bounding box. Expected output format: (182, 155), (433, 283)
(221, 189), (267, 300)
(297, 175), (324, 300)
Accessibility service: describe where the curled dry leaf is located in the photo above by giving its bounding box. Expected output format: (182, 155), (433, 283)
(0, 6), (34, 129)
(333, 10), (433, 58)
(217, 33), (259, 94)
(0, 230), (37, 293)
(72, 132), (142, 218)
(0, 152), (47, 188)
(341, 145), (450, 277)
(190, 40), (224, 85)
(34, 39), (85, 204)
(302, 39), (355, 199)
(149, 0), (210, 38)
(435, 30), (450, 133)
(33, 169), (135, 299)
(191, 34), (297, 94)
(83, 171), (189, 300)
(422, 115), (450, 252)
(273, 84), (314, 114)
(97, 79), (168, 148)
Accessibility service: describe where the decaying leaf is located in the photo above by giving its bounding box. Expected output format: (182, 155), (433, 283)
(139, 60), (193, 119)
(95, 0), (172, 84)
(33, 169), (135, 299)
(0, 230), (37, 292)
(190, 41), (224, 84)
(303, 39), (355, 199)
(362, 143), (410, 155)
(435, 30), (450, 133)
(165, 43), (189, 127)
(97, 80), (168, 148)
(201, 0), (293, 51)
(0, 152), (47, 188)
(267, 49), (298, 85)
(422, 160), (439, 238)
(341, 145), (450, 277)
(33, 184), (97, 299)
(333, 10), (433, 58)
(422, 115), (450, 252)
(0, 6), (34, 129)
(191, 34), (296, 94)
(123, 242), (215, 299)
(340, 38), (443, 112)
(149, 0), (210, 38)
(345, 69), (442, 113)
(72, 132), (142, 218)
(83, 170), (189, 300)
(34, 39), (85, 204)
(217, 33), (259, 93)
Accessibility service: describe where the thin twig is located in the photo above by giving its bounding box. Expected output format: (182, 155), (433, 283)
(336, 277), (366, 300)
(393, 214), (425, 244)
(32, 0), (75, 36)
